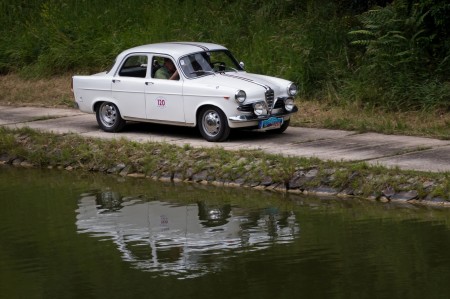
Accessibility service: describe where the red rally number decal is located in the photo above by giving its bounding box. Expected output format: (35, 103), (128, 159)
(156, 97), (166, 108)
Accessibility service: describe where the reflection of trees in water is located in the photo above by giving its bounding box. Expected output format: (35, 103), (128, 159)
(76, 190), (300, 278)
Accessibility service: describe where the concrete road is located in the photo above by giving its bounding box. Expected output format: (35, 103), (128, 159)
(1, 105), (449, 173)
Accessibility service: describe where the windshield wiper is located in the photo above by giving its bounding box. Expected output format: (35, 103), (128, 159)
(190, 70), (215, 76)
(214, 67), (239, 74)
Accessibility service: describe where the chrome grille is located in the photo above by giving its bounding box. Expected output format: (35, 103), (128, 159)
(265, 89), (275, 109)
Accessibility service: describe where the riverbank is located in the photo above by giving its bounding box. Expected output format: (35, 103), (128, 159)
(1, 127), (449, 205)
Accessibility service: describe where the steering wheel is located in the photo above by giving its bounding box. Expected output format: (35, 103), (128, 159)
(211, 61), (226, 72)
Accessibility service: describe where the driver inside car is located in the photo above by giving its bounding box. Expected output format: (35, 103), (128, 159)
(154, 58), (179, 80)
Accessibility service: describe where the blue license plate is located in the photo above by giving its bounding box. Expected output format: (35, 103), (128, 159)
(258, 117), (283, 129)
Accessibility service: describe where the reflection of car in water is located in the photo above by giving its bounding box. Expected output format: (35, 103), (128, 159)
(76, 190), (299, 278)
(197, 201), (232, 227)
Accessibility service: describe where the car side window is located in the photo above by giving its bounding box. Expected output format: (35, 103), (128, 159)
(152, 56), (179, 80)
(151, 56), (164, 78)
(118, 55), (148, 78)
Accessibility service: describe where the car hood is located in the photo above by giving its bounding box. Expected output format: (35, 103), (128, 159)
(191, 72), (290, 98)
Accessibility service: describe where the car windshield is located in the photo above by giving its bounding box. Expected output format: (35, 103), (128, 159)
(179, 50), (243, 79)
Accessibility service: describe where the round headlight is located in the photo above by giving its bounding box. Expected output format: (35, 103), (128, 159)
(253, 102), (267, 116)
(284, 98), (294, 112)
(287, 83), (298, 96)
(235, 90), (246, 103)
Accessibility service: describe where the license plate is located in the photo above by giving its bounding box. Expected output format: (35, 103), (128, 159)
(258, 117), (283, 129)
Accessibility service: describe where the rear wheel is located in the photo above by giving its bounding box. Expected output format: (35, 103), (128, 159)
(96, 102), (126, 132)
(198, 106), (230, 142)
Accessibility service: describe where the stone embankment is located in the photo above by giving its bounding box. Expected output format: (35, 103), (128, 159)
(1, 149), (448, 206)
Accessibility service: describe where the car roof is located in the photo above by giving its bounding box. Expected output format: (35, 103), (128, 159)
(119, 42), (228, 60)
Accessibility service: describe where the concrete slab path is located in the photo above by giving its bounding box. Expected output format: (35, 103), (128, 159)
(1, 105), (449, 173)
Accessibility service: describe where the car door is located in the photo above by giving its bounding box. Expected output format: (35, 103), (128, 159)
(144, 56), (185, 123)
(111, 54), (148, 119)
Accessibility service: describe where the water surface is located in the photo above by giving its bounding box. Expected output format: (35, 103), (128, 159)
(1, 167), (450, 299)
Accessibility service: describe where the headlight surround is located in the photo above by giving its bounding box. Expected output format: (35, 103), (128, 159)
(253, 102), (267, 116)
(284, 98), (295, 112)
(287, 83), (298, 96)
(235, 90), (246, 103)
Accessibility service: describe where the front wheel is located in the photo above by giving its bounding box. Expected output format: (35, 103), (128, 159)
(96, 102), (126, 132)
(197, 106), (230, 142)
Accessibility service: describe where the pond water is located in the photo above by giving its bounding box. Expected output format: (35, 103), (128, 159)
(2, 167), (450, 299)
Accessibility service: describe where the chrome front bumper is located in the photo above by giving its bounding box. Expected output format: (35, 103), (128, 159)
(228, 106), (298, 122)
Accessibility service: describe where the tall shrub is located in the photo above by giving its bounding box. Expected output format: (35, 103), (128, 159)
(345, 0), (450, 109)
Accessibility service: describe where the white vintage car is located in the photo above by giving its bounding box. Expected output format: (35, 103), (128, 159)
(72, 42), (298, 142)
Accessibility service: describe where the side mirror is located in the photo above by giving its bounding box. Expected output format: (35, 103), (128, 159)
(239, 62), (245, 70)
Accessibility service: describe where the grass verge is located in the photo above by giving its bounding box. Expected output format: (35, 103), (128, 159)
(293, 100), (450, 140)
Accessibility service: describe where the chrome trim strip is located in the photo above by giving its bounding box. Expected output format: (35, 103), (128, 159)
(220, 73), (271, 90)
(122, 116), (195, 127)
(168, 42), (210, 52)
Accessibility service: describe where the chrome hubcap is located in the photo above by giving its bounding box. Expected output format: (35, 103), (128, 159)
(100, 104), (117, 127)
(202, 110), (220, 137)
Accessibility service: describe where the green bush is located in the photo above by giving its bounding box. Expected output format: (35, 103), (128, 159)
(346, 0), (450, 109)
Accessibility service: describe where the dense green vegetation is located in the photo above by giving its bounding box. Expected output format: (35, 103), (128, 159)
(1, 0), (449, 110)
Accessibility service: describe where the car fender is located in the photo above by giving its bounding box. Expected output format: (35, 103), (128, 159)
(182, 85), (238, 126)
(91, 97), (121, 113)
(73, 75), (113, 113)
(192, 100), (235, 127)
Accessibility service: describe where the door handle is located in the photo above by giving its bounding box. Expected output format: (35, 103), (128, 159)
(112, 79), (121, 83)
(145, 81), (154, 85)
